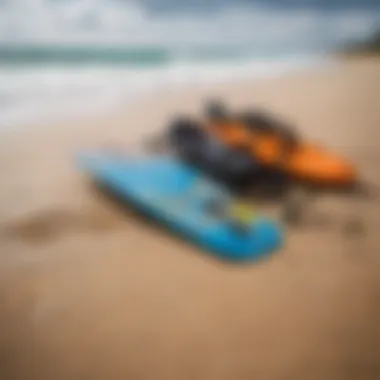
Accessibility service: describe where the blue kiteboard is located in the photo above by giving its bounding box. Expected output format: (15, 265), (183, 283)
(77, 151), (283, 261)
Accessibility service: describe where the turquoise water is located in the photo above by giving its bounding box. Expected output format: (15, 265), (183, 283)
(0, 45), (172, 66)
(0, 44), (320, 66)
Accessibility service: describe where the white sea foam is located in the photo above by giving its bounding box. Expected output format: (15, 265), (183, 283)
(0, 54), (333, 129)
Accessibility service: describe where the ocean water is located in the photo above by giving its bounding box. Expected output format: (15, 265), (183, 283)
(0, 49), (332, 129)
(0, 0), (379, 129)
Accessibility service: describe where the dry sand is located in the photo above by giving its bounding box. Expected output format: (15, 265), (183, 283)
(0, 57), (380, 380)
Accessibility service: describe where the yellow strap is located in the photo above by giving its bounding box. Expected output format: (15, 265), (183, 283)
(230, 201), (255, 224)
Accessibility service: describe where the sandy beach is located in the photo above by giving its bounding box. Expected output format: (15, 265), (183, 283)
(0, 56), (380, 380)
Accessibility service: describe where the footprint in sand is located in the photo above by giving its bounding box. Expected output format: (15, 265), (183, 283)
(1, 206), (124, 244)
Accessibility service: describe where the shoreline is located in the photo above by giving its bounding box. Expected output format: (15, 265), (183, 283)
(0, 52), (335, 140)
(1, 55), (376, 155)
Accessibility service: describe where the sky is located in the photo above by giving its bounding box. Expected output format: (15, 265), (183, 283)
(0, 0), (379, 49)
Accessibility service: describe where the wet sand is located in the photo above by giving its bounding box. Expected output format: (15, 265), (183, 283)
(0, 57), (380, 380)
